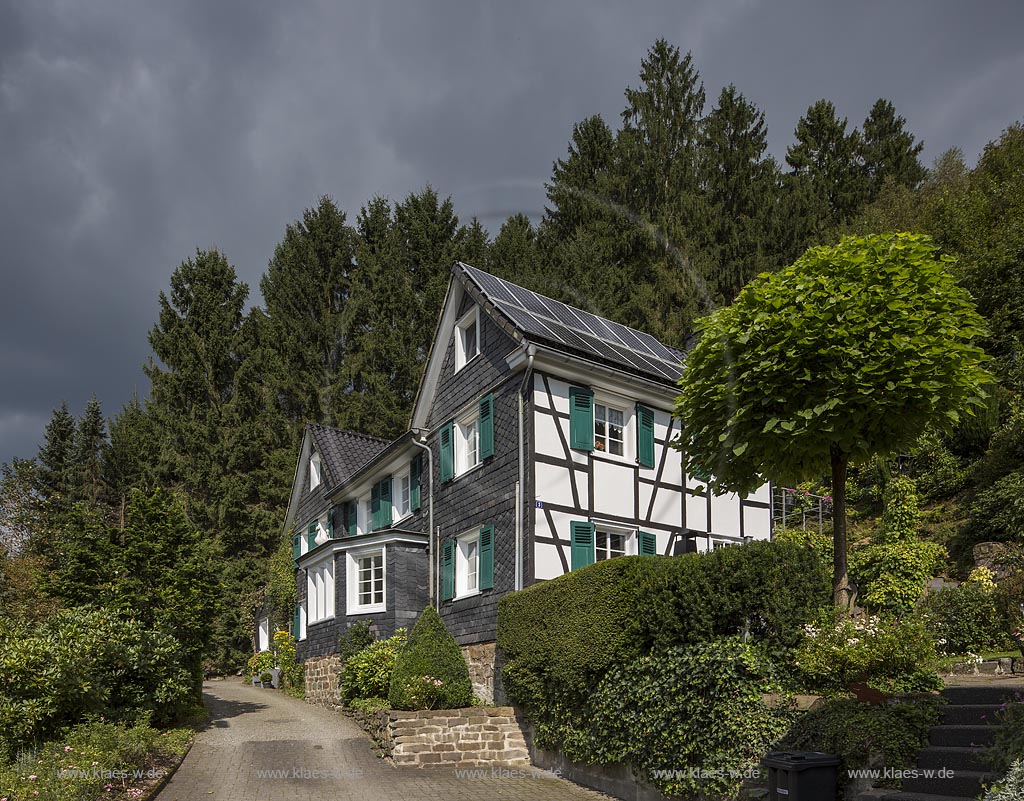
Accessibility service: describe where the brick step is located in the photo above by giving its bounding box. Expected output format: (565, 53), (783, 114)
(928, 724), (996, 748)
(902, 769), (991, 798)
(916, 745), (989, 772)
(940, 703), (1000, 726)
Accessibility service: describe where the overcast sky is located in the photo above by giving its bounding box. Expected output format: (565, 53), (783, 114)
(1, 0), (1022, 465)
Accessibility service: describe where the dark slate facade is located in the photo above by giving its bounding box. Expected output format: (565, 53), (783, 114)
(427, 293), (524, 645)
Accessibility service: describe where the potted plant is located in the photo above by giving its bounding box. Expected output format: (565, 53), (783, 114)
(259, 671), (274, 688)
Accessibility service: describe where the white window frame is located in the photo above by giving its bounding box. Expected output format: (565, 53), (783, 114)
(594, 400), (627, 458)
(348, 547), (386, 614)
(456, 409), (481, 476)
(594, 521), (637, 562)
(297, 604), (306, 640)
(394, 467), (412, 521)
(309, 452), (322, 490)
(455, 307), (481, 371)
(455, 530), (481, 599)
(357, 493), (371, 536)
(257, 616), (270, 652)
(306, 556), (335, 624)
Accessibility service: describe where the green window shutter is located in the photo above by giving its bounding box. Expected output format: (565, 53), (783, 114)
(327, 508), (335, 539)
(639, 530), (657, 556)
(293, 605), (301, 638)
(479, 394), (494, 459)
(636, 404), (655, 469)
(292, 533), (301, 561)
(440, 422), (454, 483)
(379, 476), (393, 527)
(479, 525), (494, 590)
(410, 456), (422, 511)
(442, 540), (454, 601)
(370, 483), (381, 530)
(569, 387), (594, 451)
(307, 522), (317, 550)
(346, 500), (357, 537)
(570, 521), (595, 570)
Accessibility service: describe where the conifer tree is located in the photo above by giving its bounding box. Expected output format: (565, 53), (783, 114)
(259, 196), (357, 428)
(36, 402), (76, 508)
(103, 395), (157, 515)
(73, 396), (107, 504)
(859, 99), (926, 201)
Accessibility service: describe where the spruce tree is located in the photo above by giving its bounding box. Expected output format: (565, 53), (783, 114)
(859, 98), (926, 201)
(36, 402), (76, 508)
(259, 196), (357, 428)
(103, 395), (157, 519)
(73, 396), (107, 505)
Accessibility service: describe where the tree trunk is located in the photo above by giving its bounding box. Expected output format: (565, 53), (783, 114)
(831, 445), (854, 610)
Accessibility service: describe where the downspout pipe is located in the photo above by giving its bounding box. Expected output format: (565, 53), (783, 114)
(411, 434), (434, 607)
(516, 344), (536, 592)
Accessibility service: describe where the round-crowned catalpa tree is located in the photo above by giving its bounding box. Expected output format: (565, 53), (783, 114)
(673, 233), (990, 608)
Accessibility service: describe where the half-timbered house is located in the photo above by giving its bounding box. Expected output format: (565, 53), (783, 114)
(272, 262), (773, 703)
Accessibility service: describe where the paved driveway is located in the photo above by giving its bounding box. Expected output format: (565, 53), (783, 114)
(155, 679), (608, 801)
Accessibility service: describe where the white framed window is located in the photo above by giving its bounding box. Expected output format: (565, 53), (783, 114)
(455, 307), (480, 371)
(395, 468), (411, 520)
(257, 617), (270, 652)
(456, 530), (480, 598)
(297, 604), (306, 640)
(306, 557), (335, 624)
(456, 412), (480, 475)
(309, 452), (323, 490)
(594, 402), (626, 456)
(595, 528), (628, 561)
(348, 548), (386, 614)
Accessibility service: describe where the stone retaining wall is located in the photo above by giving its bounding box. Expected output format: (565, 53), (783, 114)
(461, 642), (500, 704)
(347, 706), (530, 768)
(304, 654), (342, 708)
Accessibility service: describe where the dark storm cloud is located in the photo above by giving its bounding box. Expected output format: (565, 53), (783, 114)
(1, 0), (1022, 464)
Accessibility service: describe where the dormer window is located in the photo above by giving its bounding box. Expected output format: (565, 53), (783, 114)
(455, 307), (480, 371)
(310, 452), (322, 491)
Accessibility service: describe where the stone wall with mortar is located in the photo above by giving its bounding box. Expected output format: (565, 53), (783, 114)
(304, 654), (342, 708)
(348, 707), (530, 768)
(462, 641), (502, 704)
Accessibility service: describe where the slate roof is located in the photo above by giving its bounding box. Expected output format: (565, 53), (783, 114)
(456, 262), (686, 385)
(308, 424), (389, 487)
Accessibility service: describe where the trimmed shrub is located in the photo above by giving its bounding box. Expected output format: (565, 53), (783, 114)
(880, 476), (921, 543)
(338, 620), (375, 663)
(389, 607), (472, 710)
(579, 639), (794, 800)
(794, 609), (942, 694)
(340, 630), (406, 702)
(781, 697), (942, 794)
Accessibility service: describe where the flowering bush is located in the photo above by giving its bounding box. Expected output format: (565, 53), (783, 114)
(794, 609), (942, 694)
(923, 582), (1012, 655)
(245, 651), (274, 682)
(968, 566), (998, 592)
(399, 675), (448, 710)
(273, 630), (304, 698)
(389, 607), (472, 710)
(988, 692), (1024, 777)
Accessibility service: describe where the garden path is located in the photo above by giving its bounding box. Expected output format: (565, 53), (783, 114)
(154, 678), (608, 801)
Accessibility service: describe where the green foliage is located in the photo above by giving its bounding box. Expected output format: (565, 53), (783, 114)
(880, 476), (921, 543)
(0, 720), (193, 801)
(499, 541), (830, 743)
(968, 471), (1024, 544)
(347, 696), (389, 716)
(246, 651), (274, 681)
(781, 697), (942, 792)
(0, 609), (196, 760)
(913, 437), (970, 500)
(341, 630), (406, 702)
(923, 582), (1011, 654)
(849, 540), (947, 614)
(985, 759), (1024, 801)
(988, 691), (1024, 776)
(273, 630), (303, 697)
(389, 608), (473, 710)
(793, 610), (943, 694)
(580, 640), (793, 800)
(338, 620), (375, 664)
(773, 526), (835, 570)
(674, 232), (991, 496)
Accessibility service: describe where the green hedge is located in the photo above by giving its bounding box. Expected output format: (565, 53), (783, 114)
(497, 540), (831, 745)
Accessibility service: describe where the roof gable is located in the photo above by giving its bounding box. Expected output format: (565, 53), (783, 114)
(308, 424), (389, 487)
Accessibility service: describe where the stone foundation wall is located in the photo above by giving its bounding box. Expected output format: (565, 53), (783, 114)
(304, 654), (342, 708)
(347, 706), (530, 768)
(461, 641), (500, 704)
